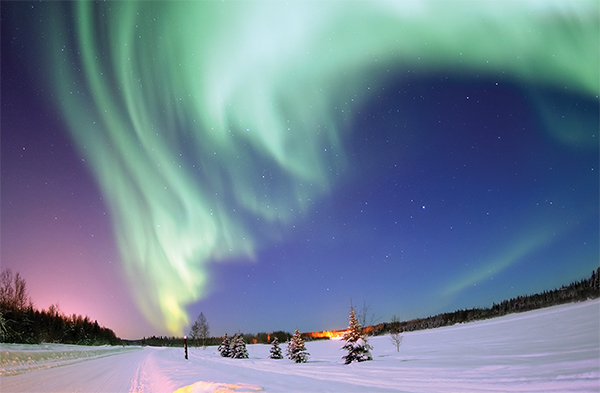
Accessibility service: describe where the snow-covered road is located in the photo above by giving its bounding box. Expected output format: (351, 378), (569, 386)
(1, 300), (599, 392)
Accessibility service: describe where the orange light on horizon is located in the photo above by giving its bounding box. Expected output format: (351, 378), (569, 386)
(305, 329), (347, 340)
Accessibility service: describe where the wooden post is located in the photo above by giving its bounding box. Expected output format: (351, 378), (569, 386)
(184, 335), (188, 360)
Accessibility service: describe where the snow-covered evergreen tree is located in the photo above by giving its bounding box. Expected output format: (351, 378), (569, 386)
(231, 334), (249, 359)
(341, 305), (373, 364)
(218, 333), (231, 358)
(269, 337), (283, 359)
(286, 329), (309, 363)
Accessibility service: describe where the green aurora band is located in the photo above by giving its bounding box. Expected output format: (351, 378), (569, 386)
(44, 1), (598, 334)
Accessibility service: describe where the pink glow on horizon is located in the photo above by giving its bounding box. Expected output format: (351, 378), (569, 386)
(3, 208), (153, 339)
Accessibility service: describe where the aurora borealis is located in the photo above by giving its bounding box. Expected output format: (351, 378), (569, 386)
(2, 1), (598, 338)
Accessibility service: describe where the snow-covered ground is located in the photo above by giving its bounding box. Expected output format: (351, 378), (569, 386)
(1, 300), (599, 392)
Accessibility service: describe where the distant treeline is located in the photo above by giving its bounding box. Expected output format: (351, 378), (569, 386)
(0, 269), (120, 345)
(126, 331), (292, 347)
(370, 268), (600, 336)
(3, 267), (598, 346)
(129, 269), (600, 347)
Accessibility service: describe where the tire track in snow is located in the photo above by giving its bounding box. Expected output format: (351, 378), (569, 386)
(128, 347), (179, 393)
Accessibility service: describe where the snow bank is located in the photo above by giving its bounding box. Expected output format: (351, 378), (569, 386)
(1, 300), (598, 392)
(0, 344), (139, 377)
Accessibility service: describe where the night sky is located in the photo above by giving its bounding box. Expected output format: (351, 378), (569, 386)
(2, 1), (598, 339)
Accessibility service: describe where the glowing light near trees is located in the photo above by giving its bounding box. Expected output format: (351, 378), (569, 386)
(41, 1), (598, 334)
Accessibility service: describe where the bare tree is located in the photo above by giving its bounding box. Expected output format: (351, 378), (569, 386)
(189, 312), (209, 348)
(0, 269), (15, 310)
(198, 312), (209, 348)
(356, 301), (380, 336)
(47, 303), (62, 318)
(389, 314), (403, 352)
(0, 269), (31, 311)
(14, 272), (29, 311)
(188, 320), (200, 347)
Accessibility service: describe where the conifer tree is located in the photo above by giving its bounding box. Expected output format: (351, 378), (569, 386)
(341, 304), (373, 364)
(269, 337), (283, 359)
(218, 333), (231, 357)
(231, 334), (249, 359)
(286, 329), (309, 363)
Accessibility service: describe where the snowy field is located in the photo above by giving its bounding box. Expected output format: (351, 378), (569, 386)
(1, 300), (599, 392)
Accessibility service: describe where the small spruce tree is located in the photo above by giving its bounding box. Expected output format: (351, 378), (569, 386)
(231, 334), (249, 359)
(218, 333), (231, 358)
(269, 337), (283, 359)
(341, 304), (373, 364)
(286, 329), (309, 363)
